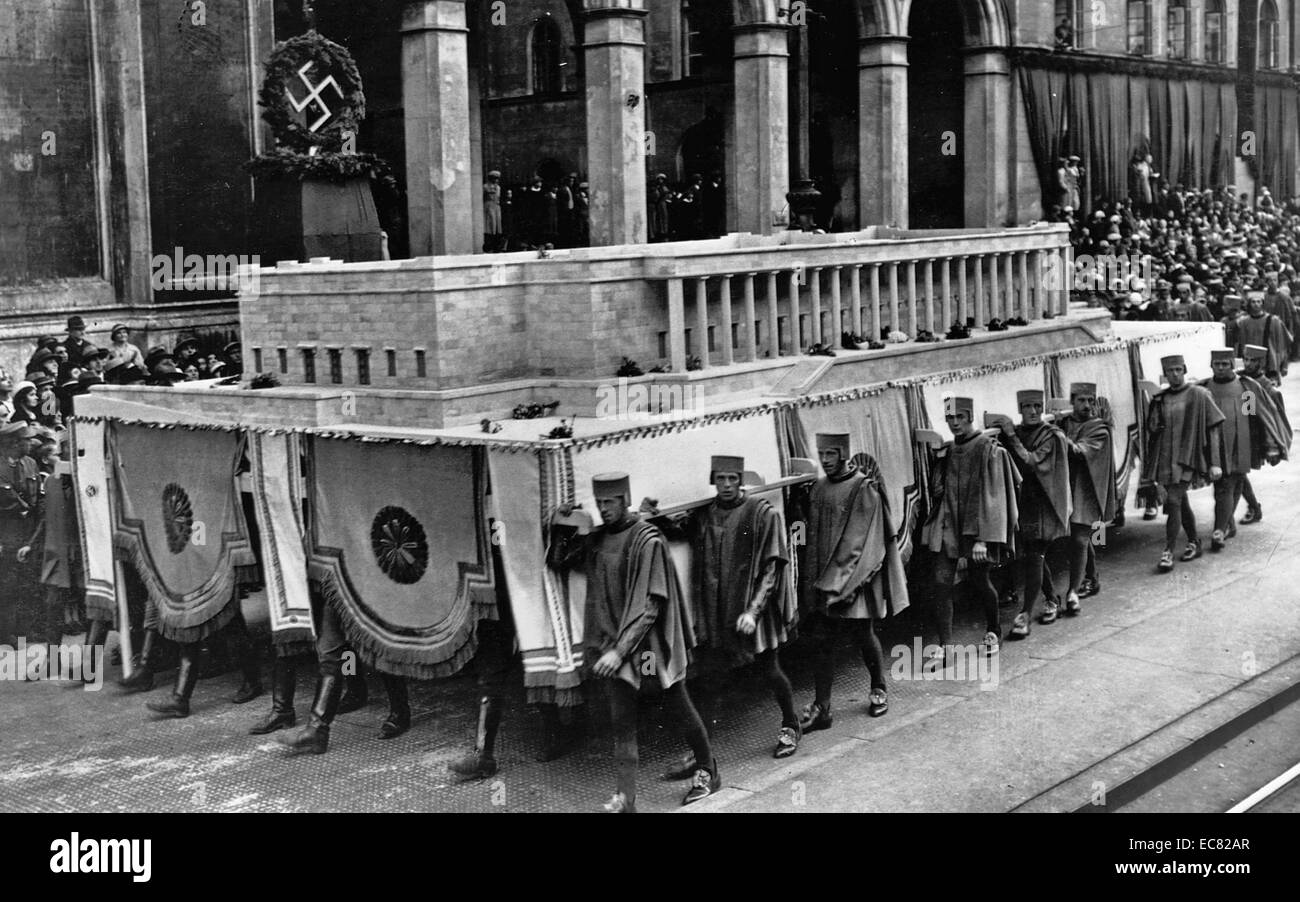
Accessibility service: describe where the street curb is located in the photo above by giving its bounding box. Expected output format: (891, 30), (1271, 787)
(1013, 653), (1300, 813)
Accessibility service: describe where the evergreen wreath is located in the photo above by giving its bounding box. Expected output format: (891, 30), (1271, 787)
(257, 30), (366, 155)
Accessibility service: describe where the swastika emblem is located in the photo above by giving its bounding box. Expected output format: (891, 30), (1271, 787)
(286, 62), (345, 133)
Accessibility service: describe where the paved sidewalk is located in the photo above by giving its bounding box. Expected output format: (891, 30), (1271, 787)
(3, 382), (1297, 814)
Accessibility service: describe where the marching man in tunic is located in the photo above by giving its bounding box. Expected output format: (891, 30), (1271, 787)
(796, 434), (909, 734)
(1140, 354), (1225, 573)
(1237, 344), (1293, 524)
(1234, 291), (1291, 382)
(920, 398), (1020, 657)
(1203, 348), (1288, 551)
(1056, 382), (1119, 609)
(550, 473), (717, 813)
(991, 389), (1071, 637)
(646, 454), (800, 762)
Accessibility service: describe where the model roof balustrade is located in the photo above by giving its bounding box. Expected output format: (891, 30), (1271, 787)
(237, 224), (1077, 386)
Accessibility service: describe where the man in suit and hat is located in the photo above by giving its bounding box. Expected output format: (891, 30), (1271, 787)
(796, 433), (909, 732)
(1140, 354), (1224, 572)
(1203, 348), (1288, 551)
(1055, 382), (1118, 605)
(63, 316), (90, 368)
(173, 335), (200, 372)
(646, 454), (800, 763)
(1236, 344), (1292, 524)
(549, 472), (716, 812)
(144, 347), (184, 386)
(921, 397), (1020, 657)
(990, 389), (1071, 636)
(105, 324), (145, 373)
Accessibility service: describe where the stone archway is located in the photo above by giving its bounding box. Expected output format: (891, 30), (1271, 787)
(857, 0), (1013, 228)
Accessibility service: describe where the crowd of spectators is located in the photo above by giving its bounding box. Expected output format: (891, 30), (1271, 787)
(1056, 184), (1300, 382)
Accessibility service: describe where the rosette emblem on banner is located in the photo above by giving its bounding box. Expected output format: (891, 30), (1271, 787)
(109, 424), (258, 642)
(305, 436), (498, 679)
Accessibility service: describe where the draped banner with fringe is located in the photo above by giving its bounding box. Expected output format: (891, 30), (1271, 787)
(109, 423), (256, 643)
(306, 436), (497, 679)
(490, 447), (585, 707)
(249, 431), (315, 654)
(72, 419), (116, 622)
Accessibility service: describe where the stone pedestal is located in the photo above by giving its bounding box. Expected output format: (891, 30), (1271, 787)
(858, 38), (909, 228)
(963, 49), (1011, 228)
(583, 1), (648, 247)
(732, 23), (790, 235)
(401, 0), (474, 256)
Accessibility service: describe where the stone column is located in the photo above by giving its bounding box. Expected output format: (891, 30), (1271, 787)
(401, 0), (474, 257)
(732, 23), (790, 234)
(963, 48), (1011, 228)
(583, 0), (648, 247)
(93, 0), (154, 304)
(858, 38), (909, 228)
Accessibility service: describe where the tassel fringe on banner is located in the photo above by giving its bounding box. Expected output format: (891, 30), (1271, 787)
(312, 574), (499, 681)
(109, 532), (258, 643)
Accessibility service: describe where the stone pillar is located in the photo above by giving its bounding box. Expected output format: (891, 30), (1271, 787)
(963, 48), (1012, 228)
(583, 0), (648, 247)
(401, 0), (474, 257)
(732, 23), (790, 234)
(858, 38), (908, 227)
(93, 0), (154, 304)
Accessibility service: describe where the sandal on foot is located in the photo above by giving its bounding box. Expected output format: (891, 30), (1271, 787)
(774, 726), (800, 759)
(868, 688), (889, 717)
(1009, 612), (1032, 639)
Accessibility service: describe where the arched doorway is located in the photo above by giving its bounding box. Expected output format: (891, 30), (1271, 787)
(907, 0), (964, 228)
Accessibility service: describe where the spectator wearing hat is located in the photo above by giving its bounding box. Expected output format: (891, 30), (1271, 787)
(64, 317), (90, 368)
(25, 337), (59, 375)
(650, 173), (672, 242)
(575, 180), (590, 246)
(9, 381), (39, 426)
(483, 170), (504, 252)
(144, 347), (184, 386)
(105, 362), (147, 386)
(80, 346), (109, 380)
(105, 324), (146, 373)
(223, 342), (243, 377)
(29, 348), (59, 380)
(27, 374), (62, 430)
(173, 335), (200, 370)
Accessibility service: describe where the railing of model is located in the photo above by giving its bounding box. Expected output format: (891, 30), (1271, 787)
(651, 226), (1073, 372)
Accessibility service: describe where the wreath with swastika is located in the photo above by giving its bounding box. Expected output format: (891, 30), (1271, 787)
(258, 30), (366, 154)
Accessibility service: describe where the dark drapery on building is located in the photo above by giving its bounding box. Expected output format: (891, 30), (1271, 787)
(1017, 67), (1068, 211)
(1019, 62), (1282, 213)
